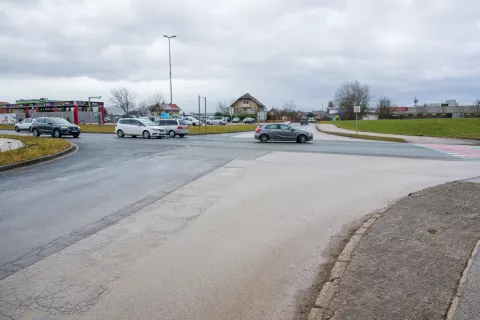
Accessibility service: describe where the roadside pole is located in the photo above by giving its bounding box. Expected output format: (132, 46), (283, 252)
(354, 106), (360, 135)
(198, 95), (201, 133)
(204, 97), (207, 133)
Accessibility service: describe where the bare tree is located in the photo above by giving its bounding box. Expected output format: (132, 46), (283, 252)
(454, 105), (468, 118)
(216, 101), (231, 115)
(468, 99), (480, 117)
(146, 93), (166, 115)
(109, 88), (137, 115)
(137, 101), (148, 116)
(334, 81), (371, 120)
(376, 96), (392, 120)
(282, 100), (296, 113)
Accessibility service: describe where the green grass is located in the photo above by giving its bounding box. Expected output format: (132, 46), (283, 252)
(316, 127), (406, 143)
(188, 124), (258, 135)
(0, 134), (72, 166)
(332, 118), (480, 140)
(79, 124), (115, 133)
(0, 124), (14, 131)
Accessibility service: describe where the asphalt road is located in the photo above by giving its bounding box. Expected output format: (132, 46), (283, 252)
(1, 126), (480, 319)
(0, 126), (473, 274)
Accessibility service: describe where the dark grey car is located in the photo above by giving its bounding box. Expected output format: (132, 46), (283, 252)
(254, 123), (313, 143)
(31, 117), (81, 138)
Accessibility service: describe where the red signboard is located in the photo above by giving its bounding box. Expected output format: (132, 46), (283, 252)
(390, 107), (409, 112)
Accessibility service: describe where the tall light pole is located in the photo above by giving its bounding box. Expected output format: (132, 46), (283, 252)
(163, 35), (176, 106)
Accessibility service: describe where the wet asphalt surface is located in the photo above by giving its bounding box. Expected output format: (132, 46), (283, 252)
(0, 127), (466, 276)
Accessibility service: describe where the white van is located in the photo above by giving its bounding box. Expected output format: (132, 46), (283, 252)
(156, 119), (189, 137)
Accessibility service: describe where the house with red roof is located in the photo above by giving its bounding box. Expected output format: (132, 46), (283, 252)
(163, 104), (182, 116)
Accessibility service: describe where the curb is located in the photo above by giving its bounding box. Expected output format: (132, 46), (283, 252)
(308, 203), (396, 319)
(0, 142), (77, 173)
(446, 238), (480, 320)
(314, 125), (407, 143)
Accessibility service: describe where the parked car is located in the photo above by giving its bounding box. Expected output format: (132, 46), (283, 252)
(206, 116), (226, 125)
(31, 117), (81, 138)
(116, 118), (166, 139)
(300, 117), (308, 125)
(231, 117), (240, 123)
(15, 118), (35, 132)
(156, 119), (189, 137)
(308, 118), (315, 123)
(254, 123), (313, 143)
(184, 116), (201, 126)
(243, 117), (256, 124)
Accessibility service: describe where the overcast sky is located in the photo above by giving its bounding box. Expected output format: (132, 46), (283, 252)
(1, 0), (479, 113)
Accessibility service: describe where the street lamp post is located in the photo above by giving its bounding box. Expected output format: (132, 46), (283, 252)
(163, 35), (176, 106)
(199, 96), (206, 131)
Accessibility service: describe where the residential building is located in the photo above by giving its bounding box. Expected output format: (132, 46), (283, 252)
(230, 93), (266, 116)
(162, 104), (182, 116)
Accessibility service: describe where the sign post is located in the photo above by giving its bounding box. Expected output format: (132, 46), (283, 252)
(354, 106), (361, 135)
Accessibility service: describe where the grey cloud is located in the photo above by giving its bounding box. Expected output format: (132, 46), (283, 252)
(1, 0), (480, 109)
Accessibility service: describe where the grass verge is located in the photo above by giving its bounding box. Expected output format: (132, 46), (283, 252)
(188, 124), (258, 135)
(331, 118), (480, 140)
(0, 124), (14, 131)
(79, 124), (115, 133)
(316, 127), (407, 143)
(0, 134), (72, 166)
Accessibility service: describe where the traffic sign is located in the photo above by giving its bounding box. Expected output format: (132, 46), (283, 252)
(338, 109), (343, 116)
(354, 106), (361, 113)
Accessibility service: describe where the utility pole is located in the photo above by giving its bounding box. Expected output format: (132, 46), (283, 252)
(198, 95), (201, 132)
(163, 35), (176, 105)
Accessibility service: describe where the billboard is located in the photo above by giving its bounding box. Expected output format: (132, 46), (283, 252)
(0, 113), (16, 124)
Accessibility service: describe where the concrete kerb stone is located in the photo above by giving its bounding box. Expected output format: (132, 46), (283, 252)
(446, 238), (480, 320)
(0, 141), (77, 172)
(308, 202), (397, 320)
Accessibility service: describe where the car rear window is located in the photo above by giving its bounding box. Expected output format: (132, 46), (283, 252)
(178, 120), (187, 125)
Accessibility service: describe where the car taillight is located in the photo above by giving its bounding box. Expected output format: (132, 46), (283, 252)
(255, 127), (261, 133)
(177, 126), (183, 130)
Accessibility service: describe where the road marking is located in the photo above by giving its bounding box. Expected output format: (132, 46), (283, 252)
(417, 144), (480, 160)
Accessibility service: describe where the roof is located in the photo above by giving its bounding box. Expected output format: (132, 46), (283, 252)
(164, 104), (181, 111)
(230, 93), (266, 109)
(0, 101), (9, 105)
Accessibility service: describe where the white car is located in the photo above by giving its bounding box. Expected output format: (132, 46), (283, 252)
(115, 118), (166, 139)
(183, 116), (201, 126)
(15, 118), (35, 132)
(206, 116), (226, 125)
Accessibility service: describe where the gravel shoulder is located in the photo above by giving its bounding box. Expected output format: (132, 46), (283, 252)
(312, 181), (480, 320)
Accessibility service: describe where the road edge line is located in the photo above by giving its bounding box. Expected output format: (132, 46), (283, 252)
(308, 202), (397, 319)
(446, 238), (480, 320)
(0, 141), (78, 173)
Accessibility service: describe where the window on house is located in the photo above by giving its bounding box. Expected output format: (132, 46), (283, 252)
(243, 100), (249, 105)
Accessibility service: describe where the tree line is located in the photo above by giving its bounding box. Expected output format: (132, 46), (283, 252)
(109, 88), (168, 116)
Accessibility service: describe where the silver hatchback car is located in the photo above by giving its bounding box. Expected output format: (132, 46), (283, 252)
(254, 123), (313, 143)
(156, 119), (189, 137)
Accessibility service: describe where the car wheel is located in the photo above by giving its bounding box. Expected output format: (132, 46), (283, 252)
(192, 123), (197, 126)
(298, 135), (307, 143)
(143, 130), (150, 139)
(169, 130), (176, 138)
(259, 134), (269, 143)
(29, 127), (32, 132)
(15, 126), (20, 132)
(117, 130), (124, 138)
(32, 128), (40, 137)
(53, 129), (61, 138)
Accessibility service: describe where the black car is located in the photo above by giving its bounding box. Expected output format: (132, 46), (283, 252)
(300, 117), (308, 125)
(31, 117), (81, 138)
